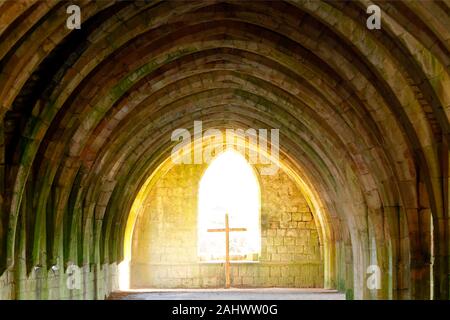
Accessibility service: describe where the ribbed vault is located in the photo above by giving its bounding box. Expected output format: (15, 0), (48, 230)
(0, 0), (449, 300)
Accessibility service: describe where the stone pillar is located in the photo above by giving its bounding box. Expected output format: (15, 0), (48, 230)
(433, 141), (449, 300)
(0, 123), (6, 274)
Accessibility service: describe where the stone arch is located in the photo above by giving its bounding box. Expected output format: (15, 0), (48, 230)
(0, 0), (448, 300)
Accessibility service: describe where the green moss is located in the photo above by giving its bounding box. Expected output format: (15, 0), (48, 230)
(111, 47), (196, 101)
(346, 288), (354, 300)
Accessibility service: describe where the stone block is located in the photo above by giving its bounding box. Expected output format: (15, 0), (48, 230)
(277, 246), (288, 253)
(280, 253), (292, 261)
(284, 237), (296, 246)
(270, 267), (281, 277)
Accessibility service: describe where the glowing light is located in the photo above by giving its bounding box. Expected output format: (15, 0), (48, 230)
(198, 149), (261, 260)
(118, 260), (130, 290)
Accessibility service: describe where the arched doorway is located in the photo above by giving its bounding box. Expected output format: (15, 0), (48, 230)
(198, 150), (261, 262)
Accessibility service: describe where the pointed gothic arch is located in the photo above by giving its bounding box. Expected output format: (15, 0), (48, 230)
(197, 150), (261, 261)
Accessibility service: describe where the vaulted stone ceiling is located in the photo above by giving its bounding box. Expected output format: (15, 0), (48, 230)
(0, 0), (449, 300)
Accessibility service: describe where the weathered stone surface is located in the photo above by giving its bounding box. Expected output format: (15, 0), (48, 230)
(0, 0), (448, 300)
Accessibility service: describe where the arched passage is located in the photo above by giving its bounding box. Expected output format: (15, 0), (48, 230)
(0, 0), (448, 300)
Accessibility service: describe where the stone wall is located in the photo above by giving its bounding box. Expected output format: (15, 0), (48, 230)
(130, 162), (323, 288)
(0, 263), (118, 300)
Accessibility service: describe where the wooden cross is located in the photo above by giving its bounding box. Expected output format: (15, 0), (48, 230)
(207, 212), (247, 288)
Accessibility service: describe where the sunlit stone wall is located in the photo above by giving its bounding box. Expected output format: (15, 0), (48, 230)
(130, 162), (323, 288)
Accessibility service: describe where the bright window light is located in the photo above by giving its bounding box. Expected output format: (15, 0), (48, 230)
(198, 149), (261, 261)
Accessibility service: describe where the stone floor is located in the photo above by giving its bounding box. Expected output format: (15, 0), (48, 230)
(108, 288), (346, 300)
